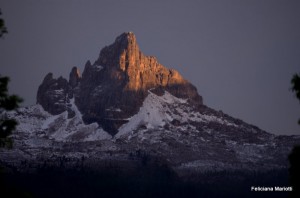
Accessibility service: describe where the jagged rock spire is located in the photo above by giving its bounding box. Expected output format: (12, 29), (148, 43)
(69, 67), (81, 88)
(37, 32), (203, 135)
(94, 32), (195, 92)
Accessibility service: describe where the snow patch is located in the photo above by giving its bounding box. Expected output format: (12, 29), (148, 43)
(95, 65), (103, 71)
(116, 91), (184, 138)
(53, 89), (64, 94)
(106, 108), (122, 112)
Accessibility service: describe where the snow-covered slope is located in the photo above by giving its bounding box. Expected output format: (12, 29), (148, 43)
(116, 91), (186, 137)
(10, 99), (111, 144)
(1, 90), (299, 174)
(117, 90), (241, 138)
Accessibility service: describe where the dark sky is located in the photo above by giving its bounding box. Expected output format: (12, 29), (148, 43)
(0, 0), (299, 135)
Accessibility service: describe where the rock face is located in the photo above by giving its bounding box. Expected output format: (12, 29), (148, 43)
(96, 32), (200, 97)
(36, 73), (69, 115)
(37, 32), (202, 135)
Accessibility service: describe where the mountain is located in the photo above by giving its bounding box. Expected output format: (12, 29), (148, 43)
(1, 32), (299, 176)
(37, 32), (202, 135)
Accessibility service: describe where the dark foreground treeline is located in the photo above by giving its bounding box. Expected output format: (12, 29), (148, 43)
(0, 160), (292, 198)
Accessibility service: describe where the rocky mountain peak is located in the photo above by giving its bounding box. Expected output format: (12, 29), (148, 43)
(37, 32), (203, 135)
(95, 32), (192, 92)
(115, 32), (137, 49)
(96, 32), (139, 71)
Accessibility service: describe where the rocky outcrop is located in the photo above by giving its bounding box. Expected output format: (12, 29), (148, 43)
(37, 32), (204, 135)
(68, 66), (81, 99)
(69, 67), (81, 88)
(36, 73), (69, 115)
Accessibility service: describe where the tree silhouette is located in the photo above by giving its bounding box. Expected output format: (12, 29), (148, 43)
(0, 9), (23, 147)
(0, 76), (23, 147)
(289, 73), (300, 197)
(0, 9), (8, 38)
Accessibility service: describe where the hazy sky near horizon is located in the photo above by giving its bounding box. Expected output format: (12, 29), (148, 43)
(0, 0), (299, 135)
